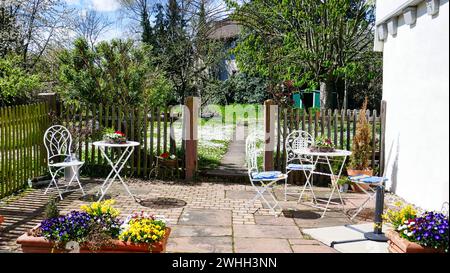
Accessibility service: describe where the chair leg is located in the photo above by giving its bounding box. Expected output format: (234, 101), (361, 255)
(64, 167), (77, 192)
(45, 169), (63, 200)
(298, 171), (314, 203)
(350, 184), (377, 220)
(284, 177), (288, 201)
(73, 166), (85, 196)
(247, 179), (283, 217)
(44, 170), (55, 194)
(351, 193), (375, 220)
(266, 187), (282, 216)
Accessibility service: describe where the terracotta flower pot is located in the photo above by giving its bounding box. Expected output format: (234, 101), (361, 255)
(347, 168), (373, 193)
(16, 226), (171, 253)
(386, 229), (444, 253)
(0, 215), (4, 225)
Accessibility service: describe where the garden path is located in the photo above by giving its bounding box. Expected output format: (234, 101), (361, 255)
(203, 123), (248, 180)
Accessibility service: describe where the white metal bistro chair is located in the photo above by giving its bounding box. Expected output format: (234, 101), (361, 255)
(349, 140), (396, 220)
(285, 130), (316, 201)
(43, 125), (85, 200)
(246, 132), (287, 216)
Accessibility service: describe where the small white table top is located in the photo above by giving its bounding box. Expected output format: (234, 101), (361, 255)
(93, 141), (140, 148)
(293, 148), (352, 157)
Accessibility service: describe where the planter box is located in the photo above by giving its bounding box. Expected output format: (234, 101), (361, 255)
(17, 226), (171, 253)
(158, 157), (179, 168)
(386, 230), (444, 253)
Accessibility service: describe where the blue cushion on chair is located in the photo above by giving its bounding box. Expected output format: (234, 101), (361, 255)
(252, 171), (283, 180)
(349, 175), (388, 184)
(286, 164), (314, 171)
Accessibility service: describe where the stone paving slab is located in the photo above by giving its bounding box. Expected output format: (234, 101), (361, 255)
(302, 223), (390, 253)
(288, 239), (322, 245)
(171, 225), (232, 237)
(178, 209), (232, 226)
(334, 240), (389, 253)
(233, 224), (302, 239)
(291, 244), (338, 253)
(254, 215), (296, 226)
(292, 211), (358, 228)
(167, 237), (233, 253)
(234, 238), (292, 253)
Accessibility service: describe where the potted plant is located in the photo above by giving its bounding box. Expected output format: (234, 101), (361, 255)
(158, 152), (178, 167)
(337, 177), (350, 193)
(347, 98), (373, 192)
(383, 202), (449, 253)
(311, 136), (335, 153)
(16, 200), (171, 253)
(102, 128), (127, 144)
(153, 152), (180, 178)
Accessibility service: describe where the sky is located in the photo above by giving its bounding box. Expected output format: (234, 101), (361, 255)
(64, 0), (127, 41)
(65, 0), (166, 42)
(64, 0), (230, 42)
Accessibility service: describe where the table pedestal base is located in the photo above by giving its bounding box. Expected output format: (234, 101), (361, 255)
(97, 146), (136, 202)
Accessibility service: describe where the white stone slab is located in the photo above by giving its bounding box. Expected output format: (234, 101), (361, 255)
(303, 223), (390, 253)
(334, 240), (389, 253)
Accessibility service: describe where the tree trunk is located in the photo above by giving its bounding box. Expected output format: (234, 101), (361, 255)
(320, 79), (335, 109)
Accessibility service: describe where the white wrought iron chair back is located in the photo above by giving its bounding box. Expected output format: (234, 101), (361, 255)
(285, 130), (314, 164)
(43, 125), (73, 163)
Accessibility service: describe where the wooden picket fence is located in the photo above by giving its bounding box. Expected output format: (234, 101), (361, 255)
(273, 106), (384, 175)
(57, 103), (180, 178)
(0, 103), (50, 198)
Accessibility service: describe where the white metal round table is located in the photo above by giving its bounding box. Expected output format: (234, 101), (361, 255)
(293, 148), (352, 217)
(93, 141), (140, 201)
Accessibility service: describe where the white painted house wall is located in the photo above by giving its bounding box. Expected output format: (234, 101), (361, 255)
(376, 0), (449, 211)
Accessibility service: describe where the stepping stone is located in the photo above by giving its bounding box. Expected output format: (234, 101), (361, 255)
(178, 209), (231, 226)
(166, 237), (232, 253)
(234, 238), (292, 253)
(171, 225), (232, 237)
(233, 224), (302, 239)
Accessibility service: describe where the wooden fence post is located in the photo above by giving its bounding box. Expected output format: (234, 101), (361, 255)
(184, 96), (199, 181)
(264, 99), (275, 171)
(379, 100), (387, 175)
(37, 93), (59, 117)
